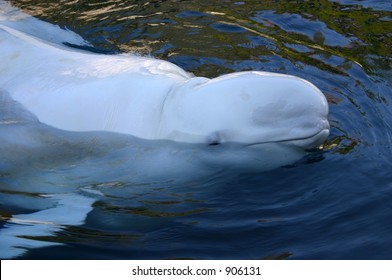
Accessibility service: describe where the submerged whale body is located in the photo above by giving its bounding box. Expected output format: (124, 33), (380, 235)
(0, 88), (315, 259)
(0, 0), (329, 259)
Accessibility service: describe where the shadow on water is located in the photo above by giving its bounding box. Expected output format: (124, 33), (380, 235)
(1, 0), (392, 259)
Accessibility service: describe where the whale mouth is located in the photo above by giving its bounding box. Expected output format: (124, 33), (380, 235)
(247, 128), (330, 149)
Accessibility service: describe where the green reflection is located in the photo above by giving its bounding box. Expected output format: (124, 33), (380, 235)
(9, 0), (390, 76)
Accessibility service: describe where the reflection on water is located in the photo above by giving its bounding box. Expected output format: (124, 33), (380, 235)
(1, 0), (392, 259)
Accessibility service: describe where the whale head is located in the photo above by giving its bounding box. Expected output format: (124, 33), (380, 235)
(159, 71), (329, 151)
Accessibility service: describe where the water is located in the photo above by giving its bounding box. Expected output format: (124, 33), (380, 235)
(1, 0), (391, 259)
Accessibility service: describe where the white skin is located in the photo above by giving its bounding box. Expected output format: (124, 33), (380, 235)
(159, 72), (329, 148)
(0, 23), (329, 149)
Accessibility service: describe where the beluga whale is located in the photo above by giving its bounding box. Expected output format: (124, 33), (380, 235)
(0, 0), (329, 259)
(0, 1), (329, 149)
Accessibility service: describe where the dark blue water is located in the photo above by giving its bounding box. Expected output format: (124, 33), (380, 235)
(1, 0), (392, 259)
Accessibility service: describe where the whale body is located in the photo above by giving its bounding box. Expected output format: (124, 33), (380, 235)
(0, 2), (329, 149)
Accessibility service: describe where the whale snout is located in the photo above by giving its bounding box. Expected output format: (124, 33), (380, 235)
(245, 73), (330, 149)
